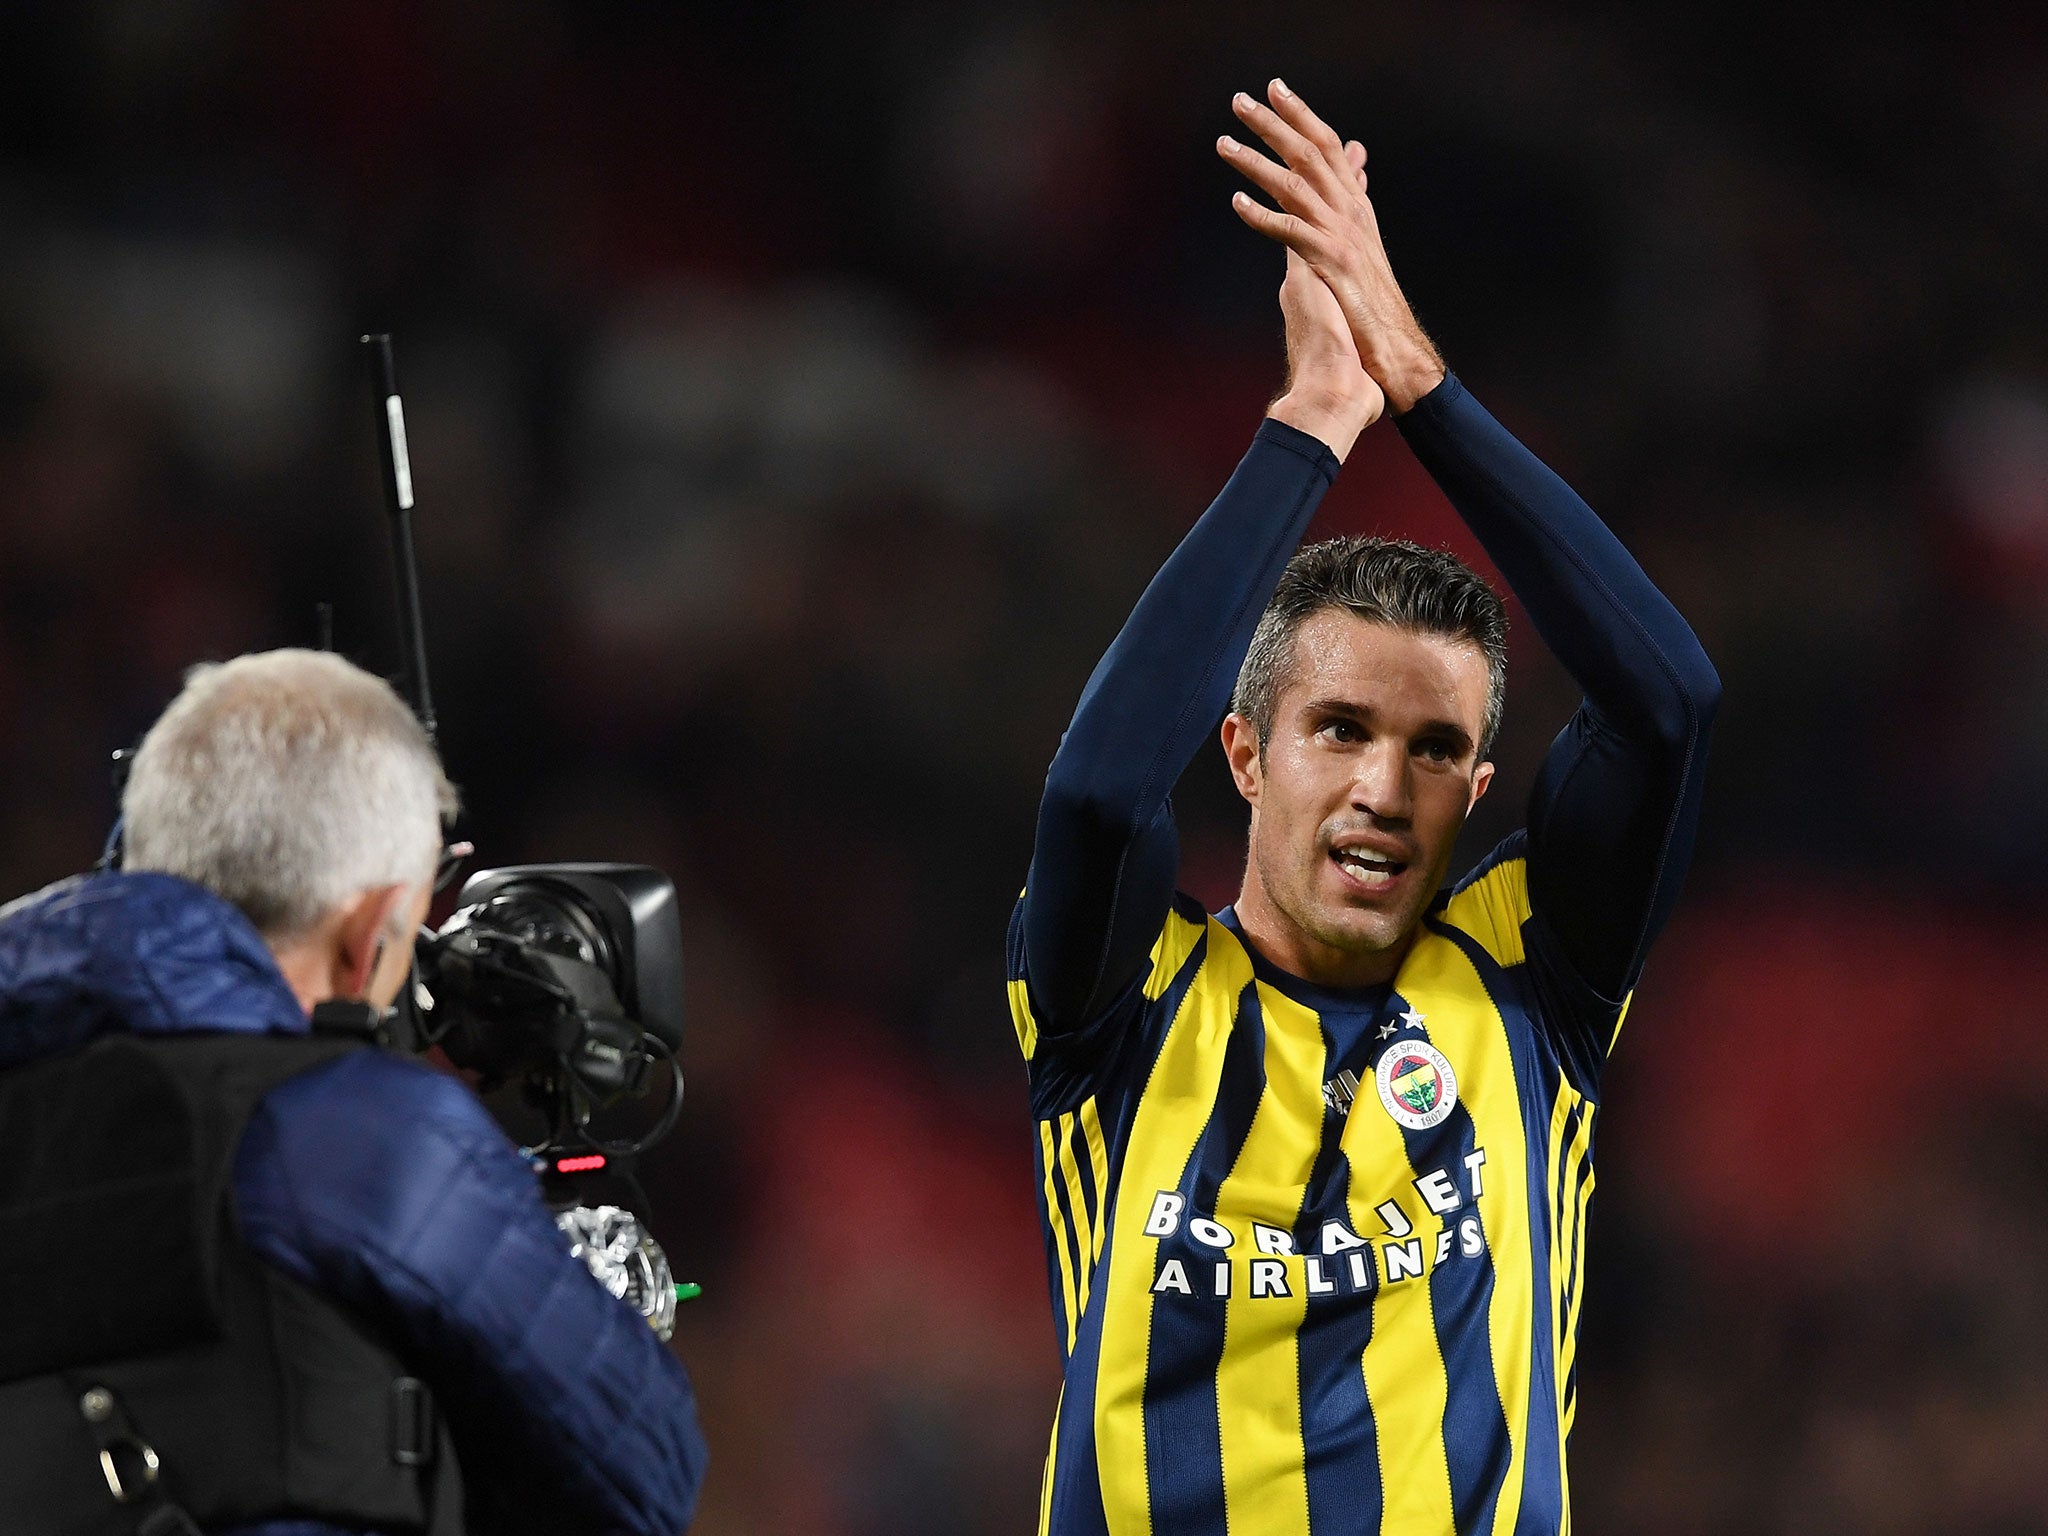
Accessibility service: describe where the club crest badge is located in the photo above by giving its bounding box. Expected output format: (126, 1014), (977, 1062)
(1376, 1039), (1458, 1131)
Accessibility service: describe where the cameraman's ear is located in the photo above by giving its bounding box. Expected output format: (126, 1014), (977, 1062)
(337, 883), (413, 1001)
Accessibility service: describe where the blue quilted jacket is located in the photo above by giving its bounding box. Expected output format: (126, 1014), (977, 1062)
(0, 871), (707, 1535)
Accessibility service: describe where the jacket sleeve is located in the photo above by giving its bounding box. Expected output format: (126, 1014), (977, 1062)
(1021, 419), (1340, 1048)
(233, 1050), (706, 1535)
(1397, 375), (1720, 1081)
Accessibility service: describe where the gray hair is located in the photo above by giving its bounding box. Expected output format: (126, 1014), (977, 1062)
(121, 649), (457, 938)
(1233, 536), (1509, 755)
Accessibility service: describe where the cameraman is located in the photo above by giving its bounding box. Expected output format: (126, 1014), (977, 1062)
(0, 649), (706, 1534)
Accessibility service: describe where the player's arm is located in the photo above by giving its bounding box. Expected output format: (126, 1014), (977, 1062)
(1221, 83), (1720, 1049)
(1394, 380), (1718, 998)
(1021, 256), (1380, 1042)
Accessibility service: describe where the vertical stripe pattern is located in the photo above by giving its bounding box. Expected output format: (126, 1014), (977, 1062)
(1211, 980), (1323, 1536)
(1095, 917), (1251, 1534)
(1039, 1100), (1116, 1354)
(1015, 858), (1612, 1536)
(1548, 1087), (1596, 1458)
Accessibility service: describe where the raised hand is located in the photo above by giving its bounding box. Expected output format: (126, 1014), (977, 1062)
(1219, 79), (1448, 413)
(1268, 248), (1384, 461)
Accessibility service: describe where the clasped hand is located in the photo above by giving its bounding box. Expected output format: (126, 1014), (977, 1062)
(1220, 79), (1447, 420)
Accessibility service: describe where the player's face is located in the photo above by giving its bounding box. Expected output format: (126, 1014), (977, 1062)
(1224, 609), (1494, 986)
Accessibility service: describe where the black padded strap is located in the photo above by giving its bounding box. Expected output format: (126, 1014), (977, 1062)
(69, 1379), (202, 1536)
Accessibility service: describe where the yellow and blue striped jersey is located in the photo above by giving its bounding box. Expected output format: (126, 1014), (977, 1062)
(1010, 842), (1609, 1535)
(1010, 383), (1717, 1535)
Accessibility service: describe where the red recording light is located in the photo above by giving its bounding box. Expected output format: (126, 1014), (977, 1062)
(553, 1154), (607, 1173)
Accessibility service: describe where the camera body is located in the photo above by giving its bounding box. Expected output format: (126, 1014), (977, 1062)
(415, 862), (690, 1336)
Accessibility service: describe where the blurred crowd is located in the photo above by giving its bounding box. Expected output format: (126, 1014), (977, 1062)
(3, 2), (2047, 1530)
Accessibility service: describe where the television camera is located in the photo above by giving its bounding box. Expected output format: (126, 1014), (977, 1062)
(367, 335), (693, 1336)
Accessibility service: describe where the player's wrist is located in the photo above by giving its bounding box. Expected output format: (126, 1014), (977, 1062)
(1267, 385), (1375, 462)
(1368, 333), (1447, 416)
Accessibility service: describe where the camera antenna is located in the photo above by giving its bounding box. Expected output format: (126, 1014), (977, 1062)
(362, 333), (437, 745)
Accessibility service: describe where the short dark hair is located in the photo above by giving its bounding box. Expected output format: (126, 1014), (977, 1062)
(1232, 536), (1508, 755)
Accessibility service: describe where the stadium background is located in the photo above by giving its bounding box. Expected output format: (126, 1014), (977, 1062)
(4, 2), (2047, 1531)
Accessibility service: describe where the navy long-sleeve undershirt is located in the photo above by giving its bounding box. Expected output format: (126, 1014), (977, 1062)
(1022, 373), (1720, 1066)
